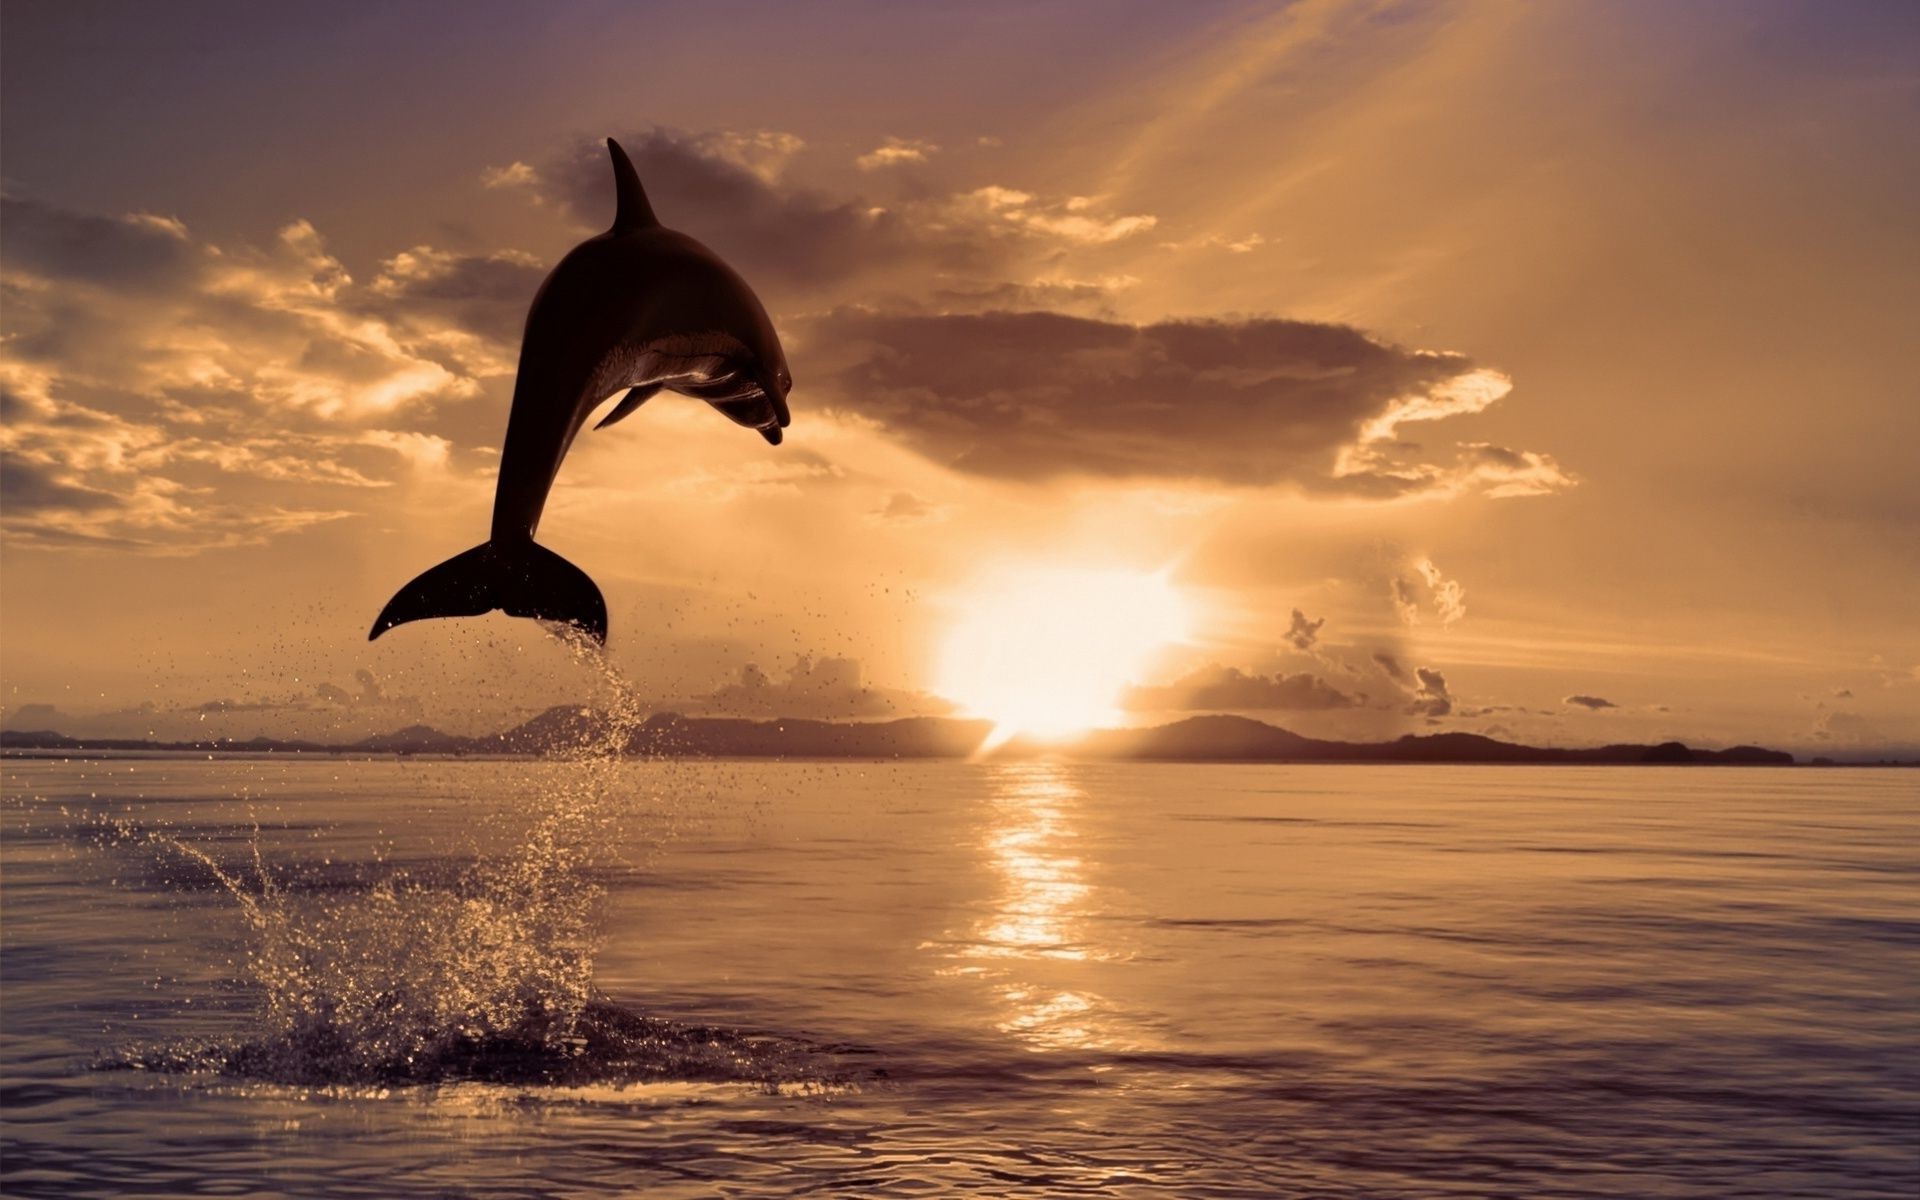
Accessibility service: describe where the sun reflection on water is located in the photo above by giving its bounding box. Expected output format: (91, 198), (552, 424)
(934, 762), (1144, 1053)
(975, 769), (1091, 960)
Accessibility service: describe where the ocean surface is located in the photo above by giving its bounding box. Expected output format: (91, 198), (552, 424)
(2, 755), (1915, 1198)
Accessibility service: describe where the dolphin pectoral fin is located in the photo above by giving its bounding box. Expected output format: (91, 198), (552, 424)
(370, 539), (608, 645)
(593, 383), (662, 431)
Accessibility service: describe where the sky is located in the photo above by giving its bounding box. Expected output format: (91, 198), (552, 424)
(2, 0), (1916, 756)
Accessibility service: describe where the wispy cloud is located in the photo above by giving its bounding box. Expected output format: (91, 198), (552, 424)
(856, 137), (937, 170)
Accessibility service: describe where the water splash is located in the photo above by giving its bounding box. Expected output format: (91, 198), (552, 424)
(92, 632), (859, 1089)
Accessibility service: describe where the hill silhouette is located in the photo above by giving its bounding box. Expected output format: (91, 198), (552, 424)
(0, 707), (1800, 765)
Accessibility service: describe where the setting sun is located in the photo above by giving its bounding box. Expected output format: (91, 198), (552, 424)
(937, 566), (1192, 745)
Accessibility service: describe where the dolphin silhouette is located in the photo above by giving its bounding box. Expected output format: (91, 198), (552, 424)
(369, 138), (793, 645)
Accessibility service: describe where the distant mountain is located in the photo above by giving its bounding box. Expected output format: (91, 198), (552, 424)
(0, 706), (1811, 765)
(1072, 716), (1797, 765)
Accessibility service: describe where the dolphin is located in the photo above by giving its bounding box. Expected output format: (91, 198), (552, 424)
(369, 137), (793, 645)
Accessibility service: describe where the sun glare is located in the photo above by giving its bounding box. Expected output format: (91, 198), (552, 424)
(937, 566), (1192, 746)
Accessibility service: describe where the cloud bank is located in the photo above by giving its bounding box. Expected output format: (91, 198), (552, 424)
(1127, 664), (1361, 713)
(804, 309), (1568, 497)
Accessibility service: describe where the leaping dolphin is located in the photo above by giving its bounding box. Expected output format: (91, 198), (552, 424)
(369, 137), (793, 645)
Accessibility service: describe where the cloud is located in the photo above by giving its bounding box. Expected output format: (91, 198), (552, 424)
(1390, 577), (1423, 626)
(1417, 559), (1466, 624)
(367, 244), (546, 349)
(3, 670), (425, 740)
(529, 128), (1162, 298)
(1372, 651), (1409, 683)
(954, 186), (1156, 244)
(660, 453), (843, 502)
(1161, 231), (1267, 255)
(1451, 443), (1574, 499)
(515, 128), (1564, 502)
(1284, 608), (1325, 651)
(0, 198), (506, 552)
(1392, 557), (1467, 625)
(856, 137), (937, 170)
(698, 130), (809, 182)
(1407, 667), (1453, 718)
(538, 129), (983, 291)
(1564, 694), (1618, 710)
(481, 161), (540, 189)
(0, 195), (198, 288)
(927, 279), (1123, 317)
(0, 456), (120, 513)
(1126, 664), (1360, 713)
(1812, 709), (1889, 747)
(806, 309), (1562, 495)
(871, 490), (940, 522)
(682, 656), (948, 720)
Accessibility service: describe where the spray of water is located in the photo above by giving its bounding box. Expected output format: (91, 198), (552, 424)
(86, 631), (866, 1089)
(96, 632), (718, 1085)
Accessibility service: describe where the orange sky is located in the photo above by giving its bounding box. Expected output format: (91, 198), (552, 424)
(2, 1), (1916, 755)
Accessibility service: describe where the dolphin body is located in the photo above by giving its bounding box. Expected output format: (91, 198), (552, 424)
(370, 138), (792, 645)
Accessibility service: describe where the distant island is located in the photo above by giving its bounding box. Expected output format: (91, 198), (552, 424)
(0, 708), (1826, 765)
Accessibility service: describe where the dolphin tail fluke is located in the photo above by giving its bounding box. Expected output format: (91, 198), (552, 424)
(369, 540), (608, 644)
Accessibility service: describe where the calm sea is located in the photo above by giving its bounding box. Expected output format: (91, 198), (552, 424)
(2, 757), (1915, 1198)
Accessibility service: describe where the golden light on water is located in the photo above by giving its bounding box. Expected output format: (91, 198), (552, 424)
(936, 566), (1192, 745)
(974, 767), (1091, 960)
(933, 763), (1143, 1054)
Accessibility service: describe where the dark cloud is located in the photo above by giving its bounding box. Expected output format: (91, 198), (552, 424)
(532, 130), (1562, 489)
(803, 309), (1560, 494)
(1127, 664), (1361, 713)
(928, 280), (1119, 318)
(0, 456), (119, 513)
(1284, 608), (1325, 652)
(364, 247), (547, 346)
(1, 702), (67, 731)
(1372, 651), (1409, 683)
(525, 128), (1163, 304)
(1408, 667), (1453, 718)
(1564, 694), (1618, 710)
(0, 196), (196, 289)
(686, 656), (949, 720)
(541, 130), (986, 291)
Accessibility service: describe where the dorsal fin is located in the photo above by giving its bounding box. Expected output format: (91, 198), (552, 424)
(606, 137), (658, 231)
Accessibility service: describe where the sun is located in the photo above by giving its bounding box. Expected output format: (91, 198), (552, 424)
(936, 566), (1192, 746)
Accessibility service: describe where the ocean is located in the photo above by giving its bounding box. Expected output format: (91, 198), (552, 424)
(2, 755), (1915, 1198)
